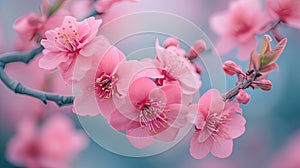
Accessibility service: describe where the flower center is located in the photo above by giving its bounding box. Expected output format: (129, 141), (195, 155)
(95, 72), (118, 100)
(205, 113), (231, 141)
(156, 56), (190, 85)
(54, 21), (80, 52)
(166, 56), (190, 78)
(137, 99), (170, 135)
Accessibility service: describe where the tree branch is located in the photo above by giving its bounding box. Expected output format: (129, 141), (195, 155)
(0, 46), (74, 107)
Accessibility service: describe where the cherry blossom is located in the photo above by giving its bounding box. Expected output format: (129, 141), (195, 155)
(266, 0), (300, 29)
(190, 89), (246, 159)
(153, 39), (201, 95)
(210, 0), (268, 60)
(110, 78), (187, 148)
(73, 43), (159, 120)
(39, 16), (102, 83)
(6, 115), (88, 168)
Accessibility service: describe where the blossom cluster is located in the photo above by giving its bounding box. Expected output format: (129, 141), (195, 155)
(1, 0), (295, 167)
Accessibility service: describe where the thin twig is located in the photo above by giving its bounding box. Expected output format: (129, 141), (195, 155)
(0, 46), (74, 107)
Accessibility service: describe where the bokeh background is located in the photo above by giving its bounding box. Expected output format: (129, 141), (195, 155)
(0, 0), (300, 168)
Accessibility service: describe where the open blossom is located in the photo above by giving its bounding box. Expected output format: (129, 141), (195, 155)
(153, 39), (201, 95)
(95, 0), (139, 13)
(190, 89), (246, 159)
(266, 0), (300, 29)
(73, 43), (158, 120)
(6, 115), (88, 168)
(110, 78), (187, 148)
(210, 0), (268, 60)
(39, 16), (102, 83)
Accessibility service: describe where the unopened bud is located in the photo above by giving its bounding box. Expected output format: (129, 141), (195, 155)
(236, 89), (250, 104)
(188, 40), (206, 59)
(163, 37), (179, 48)
(223, 60), (244, 76)
(252, 79), (272, 91)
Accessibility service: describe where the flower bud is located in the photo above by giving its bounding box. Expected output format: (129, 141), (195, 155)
(236, 89), (250, 104)
(163, 37), (179, 48)
(223, 60), (244, 76)
(252, 79), (272, 91)
(188, 40), (206, 58)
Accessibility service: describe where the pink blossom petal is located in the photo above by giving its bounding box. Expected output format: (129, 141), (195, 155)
(39, 52), (69, 70)
(155, 126), (179, 142)
(160, 83), (181, 105)
(210, 12), (231, 35)
(210, 140), (233, 158)
(190, 131), (213, 159)
(224, 114), (246, 139)
(223, 101), (242, 114)
(97, 45), (126, 74)
(215, 36), (236, 55)
(237, 37), (258, 60)
(116, 60), (162, 96)
(59, 56), (76, 84)
(128, 78), (157, 104)
(165, 104), (188, 128)
(97, 99), (118, 120)
(126, 128), (155, 148)
(198, 89), (225, 116)
(79, 35), (110, 57)
(73, 89), (99, 116)
(198, 128), (212, 143)
(178, 74), (201, 95)
(109, 104), (139, 130)
(73, 55), (93, 82)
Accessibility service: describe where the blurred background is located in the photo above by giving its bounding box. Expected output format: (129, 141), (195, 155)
(0, 0), (300, 167)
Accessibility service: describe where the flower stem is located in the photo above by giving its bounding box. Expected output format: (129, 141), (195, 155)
(0, 46), (74, 106)
(223, 72), (256, 101)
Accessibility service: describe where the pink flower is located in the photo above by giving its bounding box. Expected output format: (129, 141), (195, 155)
(210, 0), (268, 60)
(190, 89), (246, 159)
(39, 16), (102, 83)
(95, 0), (139, 13)
(73, 44), (158, 120)
(13, 13), (46, 40)
(266, 0), (300, 29)
(6, 115), (88, 168)
(110, 78), (187, 148)
(153, 39), (201, 95)
(73, 44), (125, 119)
(268, 131), (300, 168)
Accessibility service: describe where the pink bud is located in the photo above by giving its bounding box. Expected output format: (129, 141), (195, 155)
(236, 89), (250, 104)
(223, 60), (244, 76)
(163, 37), (179, 48)
(188, 40), (206, 58)
(252, 79), (272, 91)
(13, 13), (44, 40)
